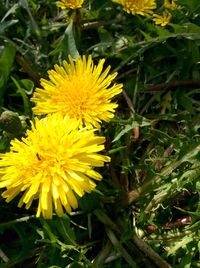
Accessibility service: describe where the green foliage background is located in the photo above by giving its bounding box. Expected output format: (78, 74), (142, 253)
(0, 0), (200, 267)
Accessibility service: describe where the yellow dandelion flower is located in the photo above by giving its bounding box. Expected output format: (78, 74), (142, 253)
(56, 0), (84, 10)
(31, 55), (123, 129)
(153, 10), (171, 26)
(0, 113), (110, 219)
(112, 0), (157, 17)
(164, 0), (177, 10)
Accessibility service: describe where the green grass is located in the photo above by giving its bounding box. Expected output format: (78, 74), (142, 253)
(0, 0), (200, 267)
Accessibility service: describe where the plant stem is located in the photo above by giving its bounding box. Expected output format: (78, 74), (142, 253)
(106, 228), (137, 268)
(132, 235), (171, 268)
(145, 80), (200, 92)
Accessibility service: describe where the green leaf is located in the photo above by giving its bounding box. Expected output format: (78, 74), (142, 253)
(0, 20), (18, 34)
(1, 3), (19, 21)
(174, 207), (200, 218)
(49, 20), (79, 59)
(79, 192), (100, 213)
(0, 44), (16, 105)
(113, 115), (151, 142)
(20, 79), (35, 95)
(19, 0), (41, 37)
(177, 0), (200, 12)
(167, 236), (194, 256)
(11, 77), (32, 116)
(65, 20), (79, 59)
(178, 93), (195, 114)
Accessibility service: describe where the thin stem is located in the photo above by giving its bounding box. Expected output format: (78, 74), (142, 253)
(92, 240), (112, 267)
(16, 53), (41, 86)
(106, 228), (137, 268)
(132, 235), (171, 268)
(145, 80), (200, 93)
(0, 215), (35, 228)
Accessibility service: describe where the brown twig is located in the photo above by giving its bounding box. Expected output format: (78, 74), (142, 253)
(127, 158), (181, 204)
(95, 209), (171, 268)
(93, 241), (113, 267)
(122, 90), (135, 114)
(15, 53), (41, 86)
(115, 68), (137, 81)
(163, 216), (192, 230)
(145, 80), (200, 93)
(122, 90), (140, 141)
(109, 163), (121, 188)
(132, 235), (171, 268)
(0, 249), (9, 263)
(81, 19), (119, 30)
(106, 228), (137, 268)
(155, 144), (174, 171)
(145, 216), (192, 233)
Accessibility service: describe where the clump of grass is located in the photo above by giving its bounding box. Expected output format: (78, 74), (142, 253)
(0, 0), (199, 267)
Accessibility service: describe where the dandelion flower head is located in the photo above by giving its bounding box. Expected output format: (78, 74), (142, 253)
(0, 113), (110, 219)
(164, 0), (177, 10)
(31, 55), (123, 129)
(112, 0), (157, 17)
(56, 0), (85, 10)
(153, 10), (171, 26)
